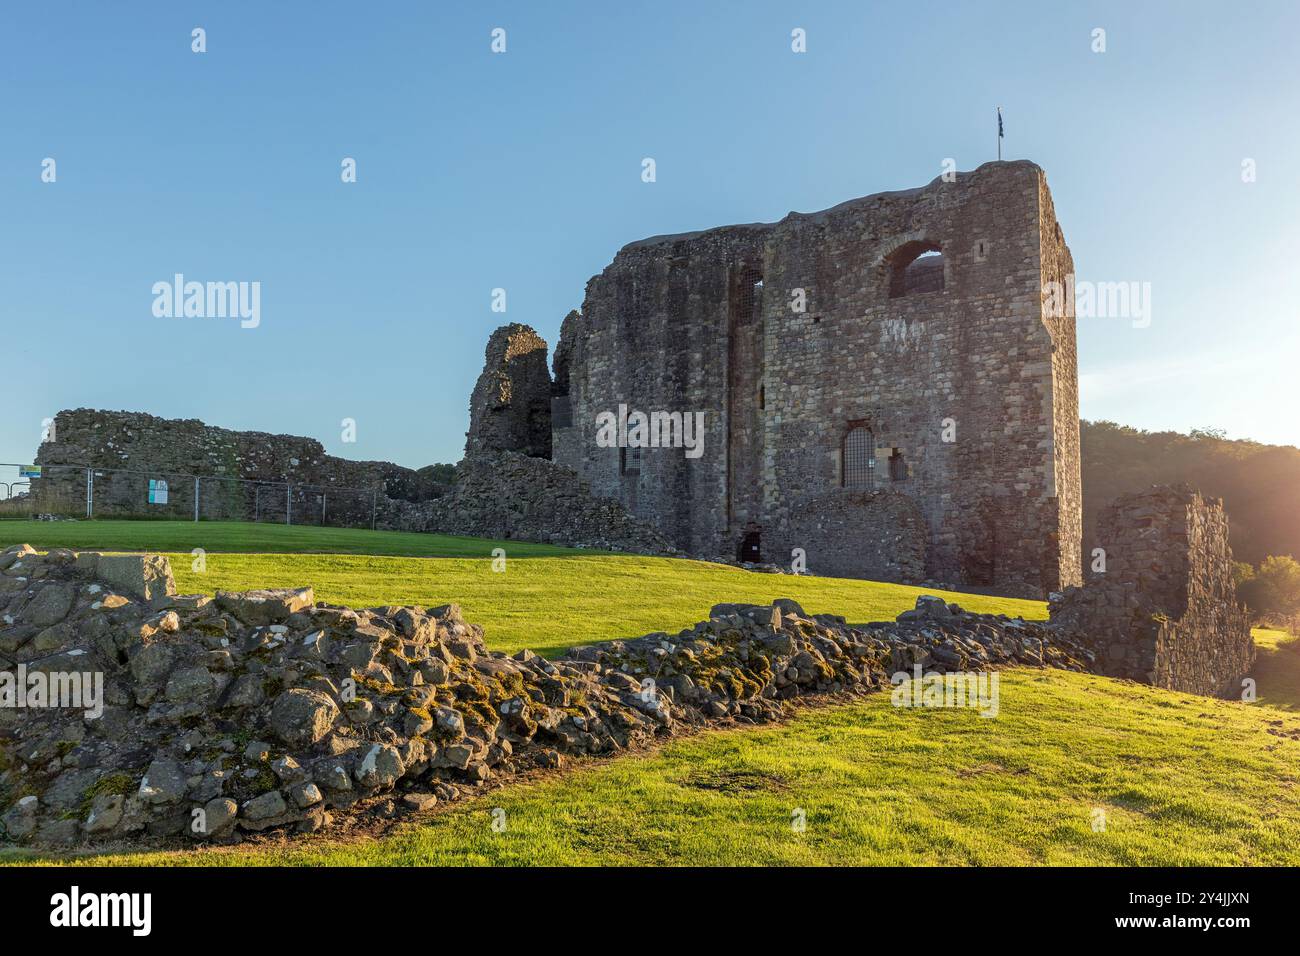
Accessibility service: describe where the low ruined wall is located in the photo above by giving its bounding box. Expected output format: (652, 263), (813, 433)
(31, 409), (444, 524)
(379, 451), (675, 554)
(1048, 484), (1254, 697)
(1, 543), (1091, 847)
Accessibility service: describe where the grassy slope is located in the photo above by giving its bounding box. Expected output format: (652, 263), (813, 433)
(0, 519), (577, 558)
(4, 520), (1299, 866)
(13, 669), (1300, 866)
(0, 521), (1045, 657)
(1251, 628), (1300, 712)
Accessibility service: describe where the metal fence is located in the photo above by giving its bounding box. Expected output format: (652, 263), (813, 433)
(0, 462), (382, 528)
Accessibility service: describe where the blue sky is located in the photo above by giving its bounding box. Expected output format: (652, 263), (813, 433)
(3, 0), (1297, 468)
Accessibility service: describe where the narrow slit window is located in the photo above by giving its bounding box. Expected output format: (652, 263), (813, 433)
(889, 449), (908, 481)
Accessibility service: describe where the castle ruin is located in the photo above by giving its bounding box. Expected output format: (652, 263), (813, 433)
(538, 160), (1081, 595)
(1049, 485), (1255, 698)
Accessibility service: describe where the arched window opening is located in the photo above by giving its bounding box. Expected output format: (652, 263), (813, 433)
(842, 424), (875, 489)
(887, 241), (944, 298)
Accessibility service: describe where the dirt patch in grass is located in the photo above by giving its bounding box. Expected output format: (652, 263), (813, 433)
(680, 768), (792, 795)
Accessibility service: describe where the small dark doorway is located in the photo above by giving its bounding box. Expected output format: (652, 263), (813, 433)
(738, 531), (762, 563)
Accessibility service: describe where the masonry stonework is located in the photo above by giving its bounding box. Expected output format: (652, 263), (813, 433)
(550, 161), (1082, 595)
(1048, 484), (1255, 698)
(465, 323), (552, 460)
(33, 409), (443, 524)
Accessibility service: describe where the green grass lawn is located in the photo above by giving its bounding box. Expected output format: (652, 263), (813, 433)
(0, 520), (1046, 657)
(1249, 628), (1300, 711)
(10, 669), (1300, 867)
(0, 518), (577, 558)
(4, 519), (1297, 867)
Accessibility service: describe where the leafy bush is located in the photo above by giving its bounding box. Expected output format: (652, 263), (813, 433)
(1237, 555), (1300, 625)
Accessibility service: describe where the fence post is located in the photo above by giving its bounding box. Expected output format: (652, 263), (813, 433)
(194, 477), (200, 522)
(86, 468), (94, 519)
(286, 484), (291, 525)
(321, 493), (327, 526)
(371, 488), (377, 531)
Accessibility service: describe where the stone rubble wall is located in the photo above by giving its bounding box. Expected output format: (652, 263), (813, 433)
(1, 543), (1092, 847)
(32, 409), (446, 525)
(377, 452), (676, 555)
(1048, 484), (1255, 697)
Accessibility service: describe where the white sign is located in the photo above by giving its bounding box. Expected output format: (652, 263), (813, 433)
(148, 479), (169, 505)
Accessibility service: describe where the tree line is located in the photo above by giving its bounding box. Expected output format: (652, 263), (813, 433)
(1082, 420), (1300, 623)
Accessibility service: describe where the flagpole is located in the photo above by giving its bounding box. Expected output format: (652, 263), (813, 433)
(997, 107), (1002, 161)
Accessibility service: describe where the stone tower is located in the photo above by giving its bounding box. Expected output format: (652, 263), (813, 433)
(549, 161), (1082, 596)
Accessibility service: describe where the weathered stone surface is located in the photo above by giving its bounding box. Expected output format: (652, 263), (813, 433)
(1, 796), (39, 840)
(547, 161), (1082, 597)
(0, 545), (35, 573)
(465, 323), (552, 460)
(1049, 484), (1255, 698)
(96, 554), (176, 604)
(269, 688), (339, 747)
(777, 489), (926, 583)
(32, 408), (451, 524)
(380, 452), (674, 555)
(217, 587), (314, 625)
(138, 757), (187, 805)
(202, 798), (238, 836)
(20, 583), (76, 627)
(84, 794), (125, 835)
(243, 790), (287, 821)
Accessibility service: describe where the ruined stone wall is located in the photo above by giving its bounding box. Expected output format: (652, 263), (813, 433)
(1, 543), (1093, 848)
(553, 161), (1082, 595)
(378, 452), (675, 555)
(465, 324), (552, 460)
(32, 409), (441, 524)
(1038, 177), (1084, 589)
(1048, 484), (1254, 697)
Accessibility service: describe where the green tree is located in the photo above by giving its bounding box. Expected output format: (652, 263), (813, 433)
(1237, 555), (1300, 620)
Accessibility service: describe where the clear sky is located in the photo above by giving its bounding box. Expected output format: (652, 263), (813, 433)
(3, 0), (1297, 468)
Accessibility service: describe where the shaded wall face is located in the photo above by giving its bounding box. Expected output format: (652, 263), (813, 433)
(465, 324), (553, 461)
(554, 235), (752, 555)
(555, 163), (1079, 593)
(1051, 487), (1254, 697)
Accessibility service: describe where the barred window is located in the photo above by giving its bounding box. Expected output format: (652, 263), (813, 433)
(842, 426), (875, 489)
(620, 446), (641, 476)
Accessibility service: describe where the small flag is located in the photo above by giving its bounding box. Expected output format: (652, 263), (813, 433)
(998, 107), (1004, 138)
